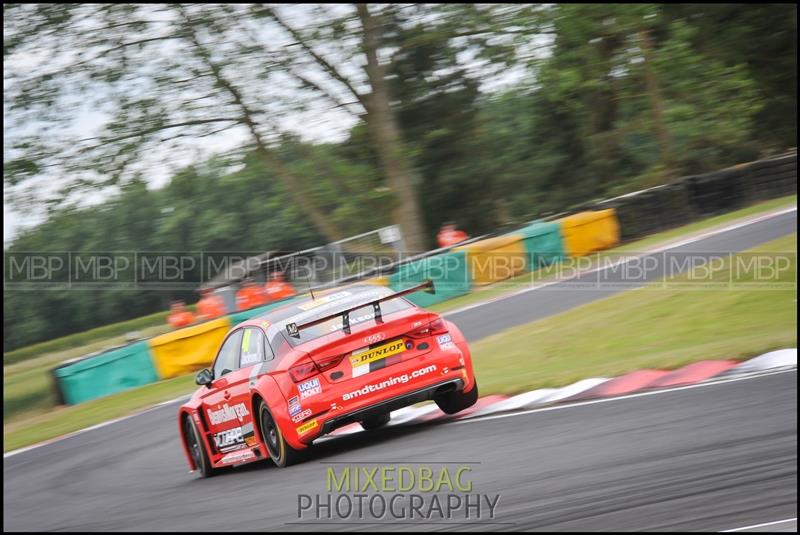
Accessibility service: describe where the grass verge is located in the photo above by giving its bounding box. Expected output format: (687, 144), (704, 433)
(470, 233), (796, 394)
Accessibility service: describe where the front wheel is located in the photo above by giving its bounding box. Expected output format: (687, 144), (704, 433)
(183, 415), (215, 478)
(435, 380), (479, 415)
(258, 403), (304, 468)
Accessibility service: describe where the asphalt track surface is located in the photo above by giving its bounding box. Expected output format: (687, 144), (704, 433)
(3, 210), (797, 532)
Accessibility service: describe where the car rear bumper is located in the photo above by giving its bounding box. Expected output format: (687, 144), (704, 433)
(313, 378), (464, 440)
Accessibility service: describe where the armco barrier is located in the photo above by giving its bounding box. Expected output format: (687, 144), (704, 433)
(746, 153), (797, 200)
(52, 340), (159, 405)
(149, 316), (232, 379)
(388, 250), (471, 307)
(596, 183), (696, 241)
(515, 221), (565, 270)
(684, 168), (748, 215)
(558, 209), (620, 256)
(455, 235), (528, 285)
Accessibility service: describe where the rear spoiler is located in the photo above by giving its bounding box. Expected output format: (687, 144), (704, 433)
(286, 280), (435, 338)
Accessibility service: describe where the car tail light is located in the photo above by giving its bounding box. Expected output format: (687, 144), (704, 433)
(408, 317), (448, 339)
(289, 359), (318, 383)
(315, 353), (346, 372)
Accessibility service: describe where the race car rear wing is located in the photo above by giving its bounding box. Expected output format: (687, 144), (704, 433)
(286, 280), (435, 338)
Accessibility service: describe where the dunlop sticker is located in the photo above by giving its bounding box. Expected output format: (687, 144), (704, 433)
(296, 419), (319, 435)
(349, 339), (406, 368)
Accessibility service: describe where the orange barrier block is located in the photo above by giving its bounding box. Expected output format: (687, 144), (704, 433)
(558, 209), (620, 256)
(455, 234), (527, 285)
(149, 317), (232, 379)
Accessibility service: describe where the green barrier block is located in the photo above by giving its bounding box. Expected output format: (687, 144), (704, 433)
(515, 221), (565, 270)
(228, 297), (301, 325)
(52, 340), (159, 405)
(389, 250), (472, 307)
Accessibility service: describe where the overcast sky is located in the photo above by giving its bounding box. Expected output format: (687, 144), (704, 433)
(3, 4), (534, 245)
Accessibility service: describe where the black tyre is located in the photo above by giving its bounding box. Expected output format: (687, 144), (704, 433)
(183, 415), (215, 478)
(258, 402), (304, 468)
(435, 380), (479, 415)
(360, 412), (391, 430)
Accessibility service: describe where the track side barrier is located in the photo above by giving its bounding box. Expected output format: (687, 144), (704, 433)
(52, 340), (159, 405)
(388, 250), (472, 307)
(455, 235), (528, 285)
(514, 221), (565, 270)
(149, 317), (232, 379)
(558, 209), (620, 257)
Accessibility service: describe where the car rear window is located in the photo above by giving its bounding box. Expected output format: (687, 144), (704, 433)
(260, 285), (414, 350)
(284, 298), (412, 347)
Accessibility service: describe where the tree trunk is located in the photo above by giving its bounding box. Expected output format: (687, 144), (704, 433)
(357, 4), (428, 252)
(639, 27), (674, 177)
(179, 5), (346, 244)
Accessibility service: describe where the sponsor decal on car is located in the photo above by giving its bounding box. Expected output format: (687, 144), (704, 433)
(291, 408), (313, 424)
(298, 378), (322, 399)
(207, 402), (250, 425)
(342, 365), (438, 401)
(296, 419), (319, 436)
(219, 449), (256, 465)
(213, 422), (255, 453)
(288, 396), (302, 417)
(436, 333), (455, 351)
(350, 339), (406, 377)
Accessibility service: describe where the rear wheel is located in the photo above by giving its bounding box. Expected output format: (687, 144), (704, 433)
(435, 380), (479, 415)
(258, 402), (303, 468)
(183, 415), (215, 478)
(360, 412), (390, 430)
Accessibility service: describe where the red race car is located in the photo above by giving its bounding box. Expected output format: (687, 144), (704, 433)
(178, 280), (478, 477)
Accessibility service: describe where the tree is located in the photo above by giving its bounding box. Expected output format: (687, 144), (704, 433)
(4, 4), (350, 243)
(5, 3), (532, 251)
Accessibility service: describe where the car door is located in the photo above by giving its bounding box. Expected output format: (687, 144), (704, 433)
(201, 329), (250, 457)
(223, 327), (271, 449)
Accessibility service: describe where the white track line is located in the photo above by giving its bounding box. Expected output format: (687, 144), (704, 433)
(721, 517), (797, 532)
(443, 206), (797, 318)
(452, 368), (796, 426)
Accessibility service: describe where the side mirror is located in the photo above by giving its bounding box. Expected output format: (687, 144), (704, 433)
(195, 368), (213, 387)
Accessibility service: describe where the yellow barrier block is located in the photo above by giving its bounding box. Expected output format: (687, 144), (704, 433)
(558, 209), (620, 256)
(455, 234), (527, 285)
(363, 276), (389, 287)
(149, 317), (232, 379)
